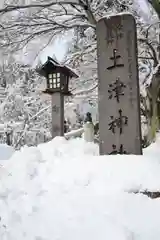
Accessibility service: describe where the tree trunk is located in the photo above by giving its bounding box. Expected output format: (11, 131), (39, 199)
(147, 74), (160, 142)
(149, 98), (158, 141)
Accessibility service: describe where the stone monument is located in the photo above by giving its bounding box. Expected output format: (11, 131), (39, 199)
(96, 14), (142, 155)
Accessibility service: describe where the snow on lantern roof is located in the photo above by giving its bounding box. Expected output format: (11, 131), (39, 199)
(37, 56), (78, 78)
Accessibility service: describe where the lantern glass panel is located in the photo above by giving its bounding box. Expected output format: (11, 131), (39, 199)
(49, 74), (52, 79)
(48, 72), (61, 89)
(49, 79), (53, 88)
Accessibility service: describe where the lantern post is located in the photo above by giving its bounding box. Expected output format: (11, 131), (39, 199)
(37, 57), (78, 138)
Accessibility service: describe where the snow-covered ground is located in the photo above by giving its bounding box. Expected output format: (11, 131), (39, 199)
(0, 144), (15, 161)
(0, 136), (160, 239)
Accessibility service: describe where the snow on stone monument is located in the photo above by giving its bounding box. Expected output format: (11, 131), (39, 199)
(96, 14), (142, 155)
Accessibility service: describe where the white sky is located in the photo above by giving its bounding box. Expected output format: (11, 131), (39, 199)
(17, 31), (74, 67)
(133, 0), (153, 23)
(33, 31), (73, 66)
(40, 38), (68, 63)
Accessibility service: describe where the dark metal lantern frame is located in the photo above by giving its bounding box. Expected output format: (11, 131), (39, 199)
(37, 56), (78, 95)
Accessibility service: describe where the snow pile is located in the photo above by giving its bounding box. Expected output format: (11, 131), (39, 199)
(0, 137), (160, 239)
(0, 144), (15, 160)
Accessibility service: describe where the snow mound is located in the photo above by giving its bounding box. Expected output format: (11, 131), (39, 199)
(0, 144), (15, 160)
(0, 137), (160, 239)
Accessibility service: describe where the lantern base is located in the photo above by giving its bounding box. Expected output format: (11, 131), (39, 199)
(42, 89), (72, 96)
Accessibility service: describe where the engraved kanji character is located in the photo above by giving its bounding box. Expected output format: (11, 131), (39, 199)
(52, 105), (60, 113)
(107, 49), (124, 70)
(114, 23), (123, 39)
(108, 109), (128, 134)
(108, 78), (126, 102)
(107, 28), (114, 45)
(109, 144), (127, 155)
(106, 23), (123, 45)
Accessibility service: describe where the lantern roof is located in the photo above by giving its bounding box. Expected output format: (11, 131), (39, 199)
(37, 56), (78, 78)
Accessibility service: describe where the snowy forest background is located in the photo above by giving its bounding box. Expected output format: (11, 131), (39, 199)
(0, 0), (160, 149)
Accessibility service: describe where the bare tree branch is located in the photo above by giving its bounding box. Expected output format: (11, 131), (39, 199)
(139, 38), (159, 67)
(0, 1), (82, 14)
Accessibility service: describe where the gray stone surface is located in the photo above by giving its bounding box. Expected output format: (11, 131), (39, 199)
(96, 14), (142, 155)
(51, 93), (64, 138)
